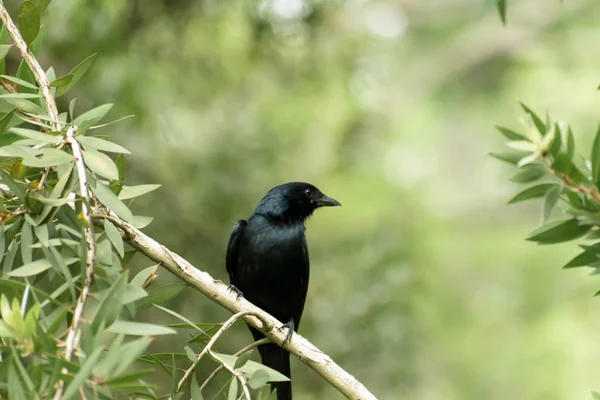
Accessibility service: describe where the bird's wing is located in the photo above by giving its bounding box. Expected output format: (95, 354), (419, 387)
(226, 219), (247, 277)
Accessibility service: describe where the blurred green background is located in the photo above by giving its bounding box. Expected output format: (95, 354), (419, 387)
(11, 0), (600, 398)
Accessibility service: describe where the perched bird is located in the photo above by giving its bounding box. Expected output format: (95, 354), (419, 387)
(226, 182), (341, 400)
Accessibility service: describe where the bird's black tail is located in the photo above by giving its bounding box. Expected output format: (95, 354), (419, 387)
(257, 342), (292, 400)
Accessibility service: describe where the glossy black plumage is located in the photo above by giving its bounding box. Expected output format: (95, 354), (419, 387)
(226, 182), (340, 400)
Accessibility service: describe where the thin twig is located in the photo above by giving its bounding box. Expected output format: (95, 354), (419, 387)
(171, 311), (258, 400)
(200, 338), (270, 391)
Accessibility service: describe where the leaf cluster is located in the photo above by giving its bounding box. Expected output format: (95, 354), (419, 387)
(492, 103), (600, 279)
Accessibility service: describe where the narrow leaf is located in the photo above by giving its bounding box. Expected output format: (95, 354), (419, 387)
(527, 219), (591, 244)
(17, 2), (40, 46)
(508, 183), (558, 204)
(107, 320), (176, 336)
(56, 54), (97, 97)
(78, 135), (130, 154)
(8, 259), (52, 277)
(93, 182), (134, 222)
(119, 184), (161, 200)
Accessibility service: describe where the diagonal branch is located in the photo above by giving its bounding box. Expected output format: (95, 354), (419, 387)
(0, 4), (97, 400)
(95, 210), (377, 400)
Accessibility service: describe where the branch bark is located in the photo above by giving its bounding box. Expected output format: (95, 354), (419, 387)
(95, 210), (377, 400)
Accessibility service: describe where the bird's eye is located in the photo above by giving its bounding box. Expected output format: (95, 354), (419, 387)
(304, 188), (313, 197)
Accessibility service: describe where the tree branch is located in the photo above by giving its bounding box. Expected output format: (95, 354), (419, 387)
(95, 210), (377, 400)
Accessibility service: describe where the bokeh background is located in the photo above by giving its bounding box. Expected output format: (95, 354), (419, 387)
(11, 0), (600, 398)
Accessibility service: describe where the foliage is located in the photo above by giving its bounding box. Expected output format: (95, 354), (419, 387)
(0, 3), (287, 400)
(492, 105), (600, 271)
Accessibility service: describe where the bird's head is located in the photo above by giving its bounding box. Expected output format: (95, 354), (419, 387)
(254, 182), (341, 223)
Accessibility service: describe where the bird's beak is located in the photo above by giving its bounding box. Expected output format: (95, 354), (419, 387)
(316, 194), (341, 207)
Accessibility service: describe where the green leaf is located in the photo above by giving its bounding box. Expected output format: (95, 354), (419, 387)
(31, 0), (51, 13)
(0, 320), (12, 337)
(496, 0), (506, 24)
(69, 98), (76, 121)
(520, 103), (546, 135)
(107, 320), (176, 336)
(118, 184), (161, 200)
(0, 108), (15, 133)
(234, 349), (254, 369)
(104, 219), (124, 257)
(212, 353), (289, 383)
(74, 103), (113, 126)
(83, 149), (119, 180)
(191, 374), (205, 400)
(0, 75), (38, 90)
(548, 123), (562, 155)
(495, 126), (525, 140)
(0, 167), (25, 200)
(22, 148), (73, 168)
(184, 346), (197, 363)
(489, 150), (528, 165)
(509, 164), (546, 183)
(93, 182), (134, 222)
(566, 127), (575, 160)
(130, 265), (157, 287)
(0, 45), (12, 60)
(110, 153), (125, 195)
(20, 222), (33, 264)
(527, 219), (591, 244)
(248, 369), (270, 390)
(228, 378), (239, 399)
(122, 284), (147, 304)
(542, 185), (561, 222)
(132, 215), (153, 229)
(92, 274), (127, 332)
(49, 73), (73, 88)
(135, 283), (187, 310)
(56, 53), (97, 97)
(508, 183), (558, 204)
(10, 127), (60, 143)
(17, 1), (40, 46)
(591, 390), (600, 400)
(62, 346), (106, 400)
(563, 243), (600, 269)
(2, 97), (44, 113)
(0, 93), (41, 100)
(77, 135), (130, 154)
(8, 259), (52, 277)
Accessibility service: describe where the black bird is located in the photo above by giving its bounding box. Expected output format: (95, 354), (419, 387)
(226, 182), (341, 400)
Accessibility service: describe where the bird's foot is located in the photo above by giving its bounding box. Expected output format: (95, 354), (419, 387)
(227, 284), (244, 299)
(278, 319), (295, 345)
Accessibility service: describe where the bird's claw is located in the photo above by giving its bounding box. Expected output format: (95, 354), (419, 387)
(227, 284), (244, 299)
(278, 319), (295, 345)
